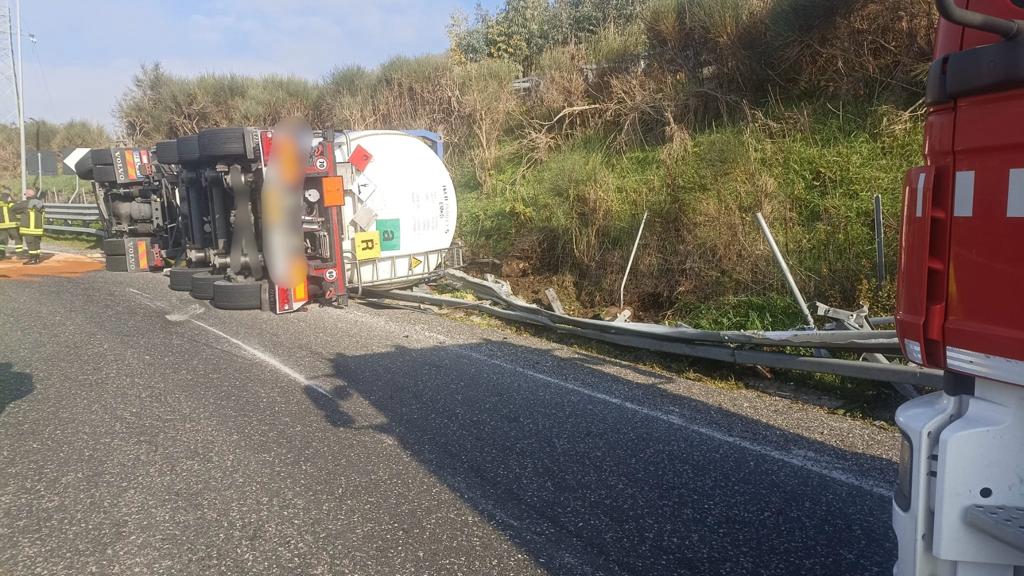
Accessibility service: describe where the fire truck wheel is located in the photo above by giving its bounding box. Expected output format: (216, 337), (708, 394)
(93, 165), (117, 184)
(105, 255), (129, 272)
(154, 140), (180, 165)
(168, 267), (212, 292)
(102, 238), (126, 256)
(198, 128), (248, 162)
(176, 135), (201, 166)
(74, 152), (94, 180)
(211, 280), (262, 310)
(89, 148), (115, 166)
(189, 271), (222, 300)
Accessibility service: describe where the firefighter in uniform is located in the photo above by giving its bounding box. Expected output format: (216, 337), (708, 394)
(12, 188), (44, 265)
(0, 192), (22, 260)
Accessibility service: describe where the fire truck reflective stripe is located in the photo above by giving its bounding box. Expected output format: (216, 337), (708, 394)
(1008, 169), (1024, 217)
(904, 339), (923, 365)
(916, 172), (925, 217)
(946, 346), (1024, 386)
(954, 171), (975, 217)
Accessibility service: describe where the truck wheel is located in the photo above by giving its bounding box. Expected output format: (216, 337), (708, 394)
(74, 152), (94, 180)
(90, 148), (115, 166)
(168, 267), (211, 292)
(102, 238), (126, 256)
(189, 271), (222, 300)
(155, 140), (180, 165)
(212, 280), (262, 310)
(176, 134), (201, 166)
(198, 127), (248, 162)
(93, 165), (117, 184)
(105, 255), (129, 272)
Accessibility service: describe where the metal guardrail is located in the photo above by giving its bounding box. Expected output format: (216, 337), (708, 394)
(42, 203), (105, 237)
(364, 269), (945, 390)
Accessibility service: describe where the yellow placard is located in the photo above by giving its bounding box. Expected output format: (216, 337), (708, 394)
(354, 231), (381, 261)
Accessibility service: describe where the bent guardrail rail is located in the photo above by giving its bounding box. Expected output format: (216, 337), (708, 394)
(363, 269), (945, 390)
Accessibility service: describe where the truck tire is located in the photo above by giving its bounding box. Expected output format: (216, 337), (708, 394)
(105, 255), (129, 272)
(177, 134), (201, 166)
(102, 238), (126, 256)
(90, 148), (115, 166)
(198, 127), (248, 162)
(168, 267), (211, 292)
(93, 165), (117, 184)
(74, 152), (94, 180)
(154, 140), (179, 165)
(190, 271), (222, 300)
(212, 280), (262, 310)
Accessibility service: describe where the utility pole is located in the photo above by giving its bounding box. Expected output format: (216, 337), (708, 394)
(13, 0), (24, 197)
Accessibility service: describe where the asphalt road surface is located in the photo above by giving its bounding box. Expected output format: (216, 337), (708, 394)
(0, 261), (901, 575)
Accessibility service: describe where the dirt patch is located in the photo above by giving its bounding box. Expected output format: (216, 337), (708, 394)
(0, 253), (104, 280)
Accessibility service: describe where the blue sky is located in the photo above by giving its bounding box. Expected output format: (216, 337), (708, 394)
(19, 0), (501, 130)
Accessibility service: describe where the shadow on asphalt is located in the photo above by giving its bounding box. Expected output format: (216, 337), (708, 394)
(308, 341), (896, 576)
(0, 362), (33, 417)
(301, 384), (355, 428)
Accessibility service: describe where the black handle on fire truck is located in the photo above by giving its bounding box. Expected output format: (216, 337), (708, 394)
(936, 0), (1020, 39)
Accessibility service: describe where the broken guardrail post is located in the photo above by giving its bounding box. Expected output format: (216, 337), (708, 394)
(620, 210), (648, 310)
(544, 288), (565, 315)
(874, 194), (886, 288)
(755, 212), (816, 329)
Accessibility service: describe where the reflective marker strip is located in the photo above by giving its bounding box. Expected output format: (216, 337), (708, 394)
(137, 240), (148, 269)
(904, 339), (923, 365)
(1009, 169), (1024, 217)
(954, 171), (975, 217)
(946, 346), (1024, 386)
(916, 172), (925, 218)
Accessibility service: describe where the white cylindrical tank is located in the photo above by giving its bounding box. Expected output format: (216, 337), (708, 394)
(333, 130), (457, 289)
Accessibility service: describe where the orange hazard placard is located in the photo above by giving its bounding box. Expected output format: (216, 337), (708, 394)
(322, 176), (344, 207)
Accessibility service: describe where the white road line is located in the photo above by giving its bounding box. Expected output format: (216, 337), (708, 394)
(451, 346), (892, 497)
(126, 287), (334, 398)
(347, 311), (893, 497)
(187, 318), (310, 385)
(139, 291), (893, 496)
(188, 317), (336, 398)
(127, 288), (165, 310)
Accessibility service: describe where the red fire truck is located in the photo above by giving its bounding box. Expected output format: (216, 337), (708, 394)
(894, 1), (1024, 572)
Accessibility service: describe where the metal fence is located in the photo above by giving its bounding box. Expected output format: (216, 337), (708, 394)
(42, 203), (105, 237)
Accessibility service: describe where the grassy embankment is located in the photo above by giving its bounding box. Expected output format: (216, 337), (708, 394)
(454, 103), (921, 328)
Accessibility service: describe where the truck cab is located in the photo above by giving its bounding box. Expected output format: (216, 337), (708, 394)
(894, 1), (1024, 573)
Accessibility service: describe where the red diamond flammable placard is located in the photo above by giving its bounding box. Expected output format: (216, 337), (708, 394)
(348, 145), (373, 172)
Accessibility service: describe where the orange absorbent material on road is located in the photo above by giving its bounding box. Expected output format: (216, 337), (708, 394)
(0, 253), (104, 280)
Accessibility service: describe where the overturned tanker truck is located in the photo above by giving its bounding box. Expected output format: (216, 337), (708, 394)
(77, 125), (458, 314)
